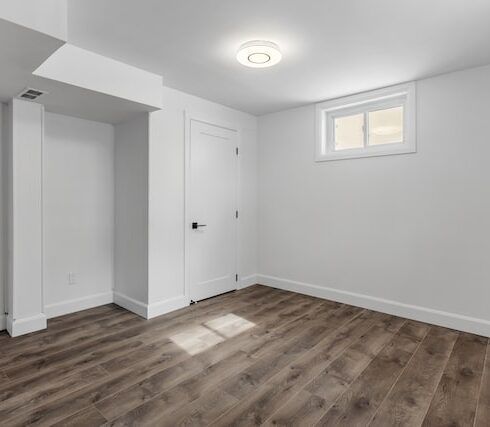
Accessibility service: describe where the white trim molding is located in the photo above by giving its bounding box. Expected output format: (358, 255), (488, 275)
(184, 111), (241, 302)
(6, 313), (47, 337)
(315, 82), (416, 162)
(114, 292), (189, 320)
(147, 295), (188, 319)
(238, 274), (258, 290)
(44, 292), (114, 319)
(257, 274), (490, 338)
(113, 291), (148, 318)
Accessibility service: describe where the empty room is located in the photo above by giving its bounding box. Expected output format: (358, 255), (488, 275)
(1, 0), (489, 426)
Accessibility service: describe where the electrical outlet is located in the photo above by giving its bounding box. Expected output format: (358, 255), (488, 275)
(68, 272), (77, 286)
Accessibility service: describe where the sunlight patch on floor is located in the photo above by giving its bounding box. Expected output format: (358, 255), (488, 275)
(205, 313), (256, 338)
(170, 313), (256, 355)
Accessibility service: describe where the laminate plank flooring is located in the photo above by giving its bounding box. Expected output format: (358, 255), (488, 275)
(0, 285), (487, 426)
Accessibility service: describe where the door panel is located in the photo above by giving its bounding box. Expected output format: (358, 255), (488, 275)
(189, 120), (237, 301)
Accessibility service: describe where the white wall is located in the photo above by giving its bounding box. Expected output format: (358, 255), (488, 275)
(43, 113), (114, 318)
(114, 114), (149, 307)
(0, 103), (5, 328)
(147, 87), (258, 309)
(0, 0), (67, 40)
(258, 64), (490, 337)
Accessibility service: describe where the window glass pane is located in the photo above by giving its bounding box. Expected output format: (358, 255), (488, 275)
(334, 113), (364, 150)
(368, 106), (403, 145)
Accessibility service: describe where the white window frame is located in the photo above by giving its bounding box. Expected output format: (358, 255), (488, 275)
(315, 82), (416, 162)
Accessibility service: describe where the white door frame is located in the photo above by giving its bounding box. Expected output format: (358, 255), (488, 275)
(184, 111), (241, 303)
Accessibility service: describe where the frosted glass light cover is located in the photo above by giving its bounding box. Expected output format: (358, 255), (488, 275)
(236, 40), (282, 68)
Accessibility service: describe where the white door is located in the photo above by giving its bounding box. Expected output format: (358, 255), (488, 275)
(189, 119), (238, 302)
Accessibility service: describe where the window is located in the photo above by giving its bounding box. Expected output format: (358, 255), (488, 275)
(315, 83), (416, 161)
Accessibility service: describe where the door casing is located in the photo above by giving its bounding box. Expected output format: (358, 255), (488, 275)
(184, 112), (240, 303)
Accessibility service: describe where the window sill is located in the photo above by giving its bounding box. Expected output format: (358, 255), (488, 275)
(315, 143), (416, 162)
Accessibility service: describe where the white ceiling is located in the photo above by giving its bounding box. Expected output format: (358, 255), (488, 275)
(67, 0), (490, 116)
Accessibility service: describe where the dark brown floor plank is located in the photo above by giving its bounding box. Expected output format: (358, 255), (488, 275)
(237, 300), (340, 360)
(5, 345), (200, 425)
(128, 302), (350, 427)
(157, 389), (239, 427)
(6, 290), (309, 425)
(265, 320), (418, 426)
(96, 297), (332, 422)
(314, 320), (427, 426)
(475, 341), (490, 427)
(96, 291), (318, 378)
(1, 286), (266, 360)
(0, 365), (109, 420)
(0, 337), (146, 409)
(0, 310), (139, 367)
(305, 320), (410, 401)
(369, 325), (458, 427)
(170, 311), (380, 427)
(222, 304), (363, 400)
(0, 286), (487, 427)
(264, 390), (328, 427)
(47, 304), (124, 328)
(104, 350), (252, 424)
(1, 286), (282, 383)
(0, 286), (277, 371)
(0, 305), (128, 356)
(3, 322), (148, 380)
(422, 332), (487, 427)
(210, 313), (402, 426)
(51, 405), (107, 427)
(166, 306), (363, 426)
(0, 370), (9, 382)
(3, 298), (280, 422)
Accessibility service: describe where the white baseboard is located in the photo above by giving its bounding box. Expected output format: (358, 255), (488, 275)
(114, 291), (189, 319)
(0, 314), (6, 331)
(7, 313), (47, 337)
(45, 292), (114, 319)
(147, 295), (189, 319)
(257, 274), (490, 338)
(238, 274), (258, 290)
(113, 291), (147, 318)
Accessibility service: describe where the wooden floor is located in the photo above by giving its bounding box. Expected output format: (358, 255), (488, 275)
(0, 285), (489, 426)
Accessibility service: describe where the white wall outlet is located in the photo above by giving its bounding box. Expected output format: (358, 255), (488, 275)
(68, 272), (77, 286)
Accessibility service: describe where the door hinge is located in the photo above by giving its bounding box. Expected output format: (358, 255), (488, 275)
(236, 147), (239, 156)
(235, 210), (239, 219)
(235, 274), (238, 282)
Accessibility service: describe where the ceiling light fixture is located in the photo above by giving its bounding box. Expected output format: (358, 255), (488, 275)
(236, 40), (282, 68)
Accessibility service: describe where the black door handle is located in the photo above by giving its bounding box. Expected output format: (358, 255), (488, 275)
(192, 222), (207, 229)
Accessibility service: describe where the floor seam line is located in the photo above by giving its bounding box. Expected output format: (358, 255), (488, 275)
(257, 309), (369, 425)
(208, 305), (366, 426)
(418, 330), (460, 425)
(366, 321), (431, 426)
(92, 403), (109, 422)
(312, 318), (408, 425)
(472, 338), (489, 427)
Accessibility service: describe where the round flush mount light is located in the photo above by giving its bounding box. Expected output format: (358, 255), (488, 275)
(236, 40), (282, 68)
